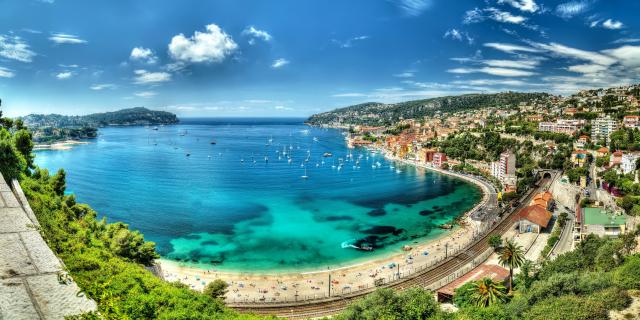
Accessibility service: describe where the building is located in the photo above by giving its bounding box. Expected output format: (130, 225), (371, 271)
(623, 115), (640, 129)
(571, 150), (589, 166)
(519, 205), (553, 233)
(499, 151), (516, 179)
(433, 152), (447, 168)
(621, 153), (640, 174)
(591, 116), (619, 144)
(581, 208), (627, 238)
(611, 150), (623, 166)
(531, 191), (554, 211)
(436, 264), (509, 302)
(596, 147), (610, 158)
(538, 119), (584, 135)
(422, 149), (437, 163)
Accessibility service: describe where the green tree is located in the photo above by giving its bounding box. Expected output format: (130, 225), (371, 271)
(488, 235), (503, 251)
(52, 168), (66, 196)
(203, 279), (229, 300)
(13, 129), (34, 168)
(498, 239), (525, 292)
(468, 278), (507, 307)
(0, 138), (26, 181)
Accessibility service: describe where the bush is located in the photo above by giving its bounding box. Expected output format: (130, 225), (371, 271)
(613, 255), (640, 289)
(335, 288), (439, 320)
(523, 294), (608, 320)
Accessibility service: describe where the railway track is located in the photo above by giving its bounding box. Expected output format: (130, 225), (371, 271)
(232, 178), (551, 319)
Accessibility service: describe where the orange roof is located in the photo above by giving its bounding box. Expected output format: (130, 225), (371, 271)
(613, 150), (623, 156)
(534, 191), (553, 202)
(624, 115), (640, 119)
(597, 147), (609, 153)
(573, 150), (589, 154)
(519, 205), (553, 228)
(437, 265), (509, 296)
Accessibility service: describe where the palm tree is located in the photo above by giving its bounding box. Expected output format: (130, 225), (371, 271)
(467, 278), (507, 307)
(498, 239), (525, 292)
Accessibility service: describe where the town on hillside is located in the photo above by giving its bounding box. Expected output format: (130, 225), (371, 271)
(312, 84), (640, 266)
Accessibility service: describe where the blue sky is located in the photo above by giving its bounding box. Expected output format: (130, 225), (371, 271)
(1, 0), (639, 117)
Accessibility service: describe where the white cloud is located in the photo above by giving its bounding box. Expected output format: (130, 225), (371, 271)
(486, 8), (526, 24)
(555, 1), (591, 18)
(391, 0), (433, 16)
(168, 24), (237, 63)
(0, 66), (15, 78)
(271, 58), (289, 68)
(333, 35), (370, 48)
(242, 26), (272, 44)
(602, 45), (640, 68)
(130, 47), (158, 64)
(133, 69), (171, 84)
(567, 64), (608, 74)
(443, 29), (474, 45)
(530, 42), (617, 66)
(451, 79), (531, 86)
(497, 0), (539, 13)
(90, 83), (116, 90)
(393, 72), (415, 78)
(0, 35), (36, 63)
(56, 72), (73, 80)
(464, 8), (526, 25)
(274, 105), (293, 111)
(483, 42), (542, 53)
(602, 19), (624, 30)
(134, 91), (157, 98)
(447, 67), (536, 77)
(48, 33), (87, 44)
(482, 59), (539, 69)
(612, 38), (640, 44)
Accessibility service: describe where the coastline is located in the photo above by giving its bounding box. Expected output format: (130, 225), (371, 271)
(158, 142), (494, 302)
(34, 140), (90, 151)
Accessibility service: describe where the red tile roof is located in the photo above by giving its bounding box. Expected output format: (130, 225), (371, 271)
(437, 264), (509, 296)
(519, 205), (553, 228)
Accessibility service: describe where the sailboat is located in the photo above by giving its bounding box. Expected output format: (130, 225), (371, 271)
(301, 168), (308, 179)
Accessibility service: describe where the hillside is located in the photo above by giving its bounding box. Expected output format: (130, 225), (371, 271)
(307, 92), (551, 126)
(21, 107), (179, 128)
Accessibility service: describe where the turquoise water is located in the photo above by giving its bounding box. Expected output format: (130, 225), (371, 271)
(34, 118), (481, 272)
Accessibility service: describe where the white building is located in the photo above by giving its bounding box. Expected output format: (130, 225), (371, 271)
(538, 119), (585, 135)
(623, 116), (640, 129)
(591, 116), (619, 144)
(621, 153), (640, 174)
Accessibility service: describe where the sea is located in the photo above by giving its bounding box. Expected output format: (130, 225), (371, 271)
(34, 118), (482, 272)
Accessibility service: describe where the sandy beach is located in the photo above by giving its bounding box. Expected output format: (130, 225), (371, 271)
(159, 149), (495, 304)
(34, 140), (90, 151)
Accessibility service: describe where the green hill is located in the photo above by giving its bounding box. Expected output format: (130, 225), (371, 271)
(21, 107), (179, 128)
(307, 92), (550, 126)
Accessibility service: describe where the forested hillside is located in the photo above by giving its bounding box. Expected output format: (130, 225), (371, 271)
(307, 92), (550, 126)
(21, 107), (179, 128)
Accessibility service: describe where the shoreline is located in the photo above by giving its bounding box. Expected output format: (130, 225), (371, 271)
(34, 140), (90, 151)
(159, 142), (494, 302)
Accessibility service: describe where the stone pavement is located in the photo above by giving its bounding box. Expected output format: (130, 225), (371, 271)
(0, 174), (96, 319)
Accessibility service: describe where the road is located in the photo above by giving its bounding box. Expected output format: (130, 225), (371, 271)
(549, 206), (575, 258)
(231, 177), (552, 319)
